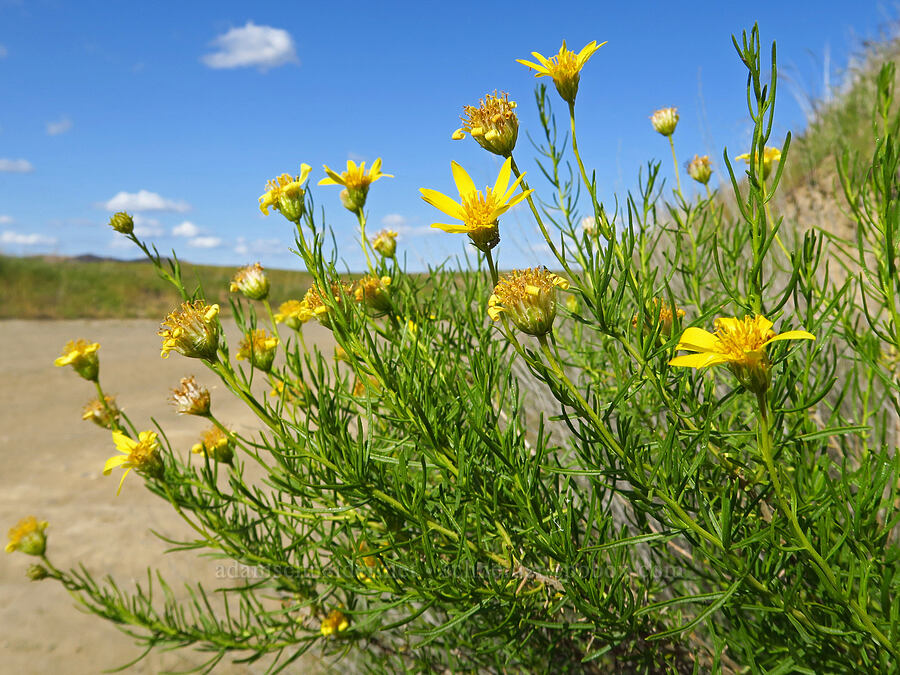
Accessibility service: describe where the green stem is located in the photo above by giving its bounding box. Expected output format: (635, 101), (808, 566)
(668, 135), (682, 197)
(485, 248), (499, 288)
(356, 209), (375, 276)
(262, 298), (282, 344)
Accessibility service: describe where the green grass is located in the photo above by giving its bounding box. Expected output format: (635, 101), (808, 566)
(0, 255), (314, 319)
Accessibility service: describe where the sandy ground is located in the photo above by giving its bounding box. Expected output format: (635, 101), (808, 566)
(0, 319), (339, 674)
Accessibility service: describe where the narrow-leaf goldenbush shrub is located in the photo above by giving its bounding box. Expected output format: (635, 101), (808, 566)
(11, 24), (900, 673)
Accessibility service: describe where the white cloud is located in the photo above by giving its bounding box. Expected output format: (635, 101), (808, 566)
(1, 230), (57, 246)
(188, 236), (223, 249)
(103, 190), (190, 212)
(202, 22), (298, 71)
(234, 236), (283, 256)
(46, 117), (73, 136)
(133, 214), (163, 237)
(0, 158), (34, 173)
(172, 220), (201, 237)
(0, 45), (7, 59)
(0, 215), (12, 225)
(381, 213), (407, 228)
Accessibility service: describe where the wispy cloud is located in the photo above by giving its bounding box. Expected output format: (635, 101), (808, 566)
(234, 236), (283, 256)
(0, 45), (7, 59)
(0, 158), (34, 173)
(1, 230), (57, 246)
(172, 220), (201, 237)
(381, 213), (407, 228)
(133, 214), (163, 237)
(188, 236), (223, 249)
(46, 117), (73, 136)
(0, 215), (13, 225)
(102, 190), (190, 212)
(202, 22), (298, 71)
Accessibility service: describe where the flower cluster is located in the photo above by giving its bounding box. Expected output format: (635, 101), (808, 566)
(517, 40), (606, 104)
(452, 91), (519, 157)
(237, 329), (279, 372)
(230, 263), (270, 301)
(159, 301), (220, 361)
(488, 268), (570, 336)
(54, 339), (100, 381)
(319, 158), (392, 214)
(6, 516), (48, 556)
(103, 431), (164, 496)
(259, 164), (313, 222)
(192, 426), (235, 465)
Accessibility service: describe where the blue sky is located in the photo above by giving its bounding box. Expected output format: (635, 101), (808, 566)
(0, 1), (896, 272)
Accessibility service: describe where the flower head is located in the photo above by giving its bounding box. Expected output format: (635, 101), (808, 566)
(420, 157), (532, 253)
(632, 298), (686, 337)
(191, 426), (234, 465)
(230, 263), (270, 301)
(687, 155), (713, 185)
(259, 164), (312, 222)
(82, 395), (121, 429)
(371, 229), (398, 258)
(6, 516), (48, 556)
(452, 91), (519, 156)
(354, 275), (392, 317)
(735, 146), (782, 180)
(517, 40), (606, 104)
(108, 212), (134, 234)
(488, 268), (570, 336)
(237, 329), (279, 372)
(650, 107), (679, 136)
(320, 608), (349, 637)
(270, 378), (312, 408)
(669, 315), (815, 394)
(170, 376), (211, 416)
(159, 301), (220, 361)
(104, 431), (163, 496)
(54, 339), (100, 381)
(274, 299), (311, 331)
(301, 281), (353, 329)
(319, 158), (392, 213)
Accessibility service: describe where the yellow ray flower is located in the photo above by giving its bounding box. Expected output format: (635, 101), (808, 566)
(104, 431), (163, 496)
(670, 315), (814, 394)
(259, 164), (312, 221)
(517, 40), (607, 103)
(735, 147), (782, 179)
(54, 339), (100, 381)
(6, 516), (48, 556)
(319, 158), (392, 213)
(419, 157), (532, 252)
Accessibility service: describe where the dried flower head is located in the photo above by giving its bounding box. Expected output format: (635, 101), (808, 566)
(191, 426), (234, 465)
(274, 299), (311, 331)
(354, 275), (393, 317)
(82, 395), (121, 429)
(735, 146), (782, 180)
(420, 157), (532, 253)
(237, 329), (279, 372)
(319, 158), (393, 214)
(632, 298), (686, 337)
(104, 431), (163, 496)
(320, 608), (349, 637)
(670, 315), (815, 394)
(517, 40), (606, 104)
(108, 211), (134, 234)
(650, 107), (679, 136)
(6, 516), (48, 556)
(170, 376), (211, 416)
(159, 301), (220, 361)
(687, 155), (713, 185)
(452, 91), (519, 156)
(259, 164), (312, 222)
(229, 263), (270, 301)
(488, 268), (570, 336)
(54, 339), (100, 381)
(371, 229), (398, 258)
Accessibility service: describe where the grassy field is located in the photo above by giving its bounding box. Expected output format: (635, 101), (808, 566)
(0, 255), (314, 319)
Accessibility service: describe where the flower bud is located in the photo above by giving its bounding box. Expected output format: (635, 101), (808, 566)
(687, 155), (713, 185)
(170, 376), (211, 416)
(488, 268), (570, 336)
(371, 229), (398, 258)
(320, 608), (349, 636)
(650, 107), (679, 136)
(27, 564), (49, 581)
(229, 263), (270, 301)
(159, 301), (220, 361)
(54, 339), (100, 381)
(6, 516), (48, 556)
(237, 329), (279, 372)
(191, 426), (235, 465)
(108, 212), (134, 234)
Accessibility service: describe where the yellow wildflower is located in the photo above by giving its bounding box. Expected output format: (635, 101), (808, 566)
(517, 40), (606, 104)
(259, 164), (312, 222)
(420, 157), (531, 253)
(687, 155), (713, 185)
(6, 516), (48, 556)
(319, 158), (392, 213)
(82, 395), (121, 429)
(229, 263), (270, 301)
(371, 228), (398, 258)
(159, 301), (220, 361)
(320, 608), (349, 637)
(669, 315), (815, 394)
(354, 275), (392, 317)
(108, 212), (134, 234)
(650, 107), (679, 136)
(170, 376), (211, 416)
(274, 299), (311, 331)
(452, 91), (519, 156)
(301, 281), (353, 329)
(632, 298), (686, 337)
(237, 329), (279, 372)
(191, 426), (234, 465)
(488, 268), (570, 336)
(54, 339), (100, 381)
(104, 431), (163, 496)
(735, 146), (782, 180)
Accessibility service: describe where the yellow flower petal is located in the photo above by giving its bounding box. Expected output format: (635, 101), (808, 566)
(103, 454), (130, 475)
(112, 431), (136, 455)
(430, 222), (472, 234)
(116, 468), (131, 496)
(419, 188), (464, 220)
(763, 330), (816, 346)
(675, 327), (719, 352)
(493, 157), (513, 197)
(668, 352), (729, 368)
(450, 161), (477, 197)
